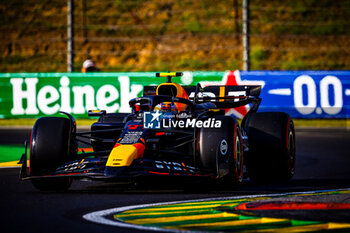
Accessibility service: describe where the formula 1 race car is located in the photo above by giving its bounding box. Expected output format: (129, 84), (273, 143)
(20, 72), (296, 191)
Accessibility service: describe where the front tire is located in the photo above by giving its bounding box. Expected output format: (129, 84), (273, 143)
(198, 116), (243, 186)
(30, 117), (73, 191)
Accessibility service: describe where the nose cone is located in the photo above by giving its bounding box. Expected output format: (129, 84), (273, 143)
(106, 144), (139, 167)
(105, 143), (145, 176)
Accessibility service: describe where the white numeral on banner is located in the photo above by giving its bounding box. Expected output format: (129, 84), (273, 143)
(294, 75), (343, 115)
(320, 75), (342, 115)
(294, 75), (317, 115)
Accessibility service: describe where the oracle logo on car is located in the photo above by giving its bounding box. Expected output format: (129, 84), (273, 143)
(10, 76), (143, 116)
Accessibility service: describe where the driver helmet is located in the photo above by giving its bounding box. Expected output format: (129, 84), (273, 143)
(154, 102), (177, 113)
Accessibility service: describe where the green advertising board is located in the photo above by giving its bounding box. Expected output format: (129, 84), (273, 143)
(0, 72), (225, 119)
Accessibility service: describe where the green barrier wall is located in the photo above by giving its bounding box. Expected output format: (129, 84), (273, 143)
(0, 72), (224, 119)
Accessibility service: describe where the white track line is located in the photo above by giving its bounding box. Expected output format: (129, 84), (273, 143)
(83, 188), (350, 233)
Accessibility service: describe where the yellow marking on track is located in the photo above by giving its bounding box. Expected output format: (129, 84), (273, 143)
(158, 200), (236, 206)
(0, 160), (29, 168)
(328, 222), (350, 229)
(122, 203), (226, 213)
(120, 198), (265, 215)
(164, 198), (266, 206)
(289, 190), (350, 197)
(116, 209), (213, 218)
(173, 217), (288, 229)
(125, 212), (239, 225)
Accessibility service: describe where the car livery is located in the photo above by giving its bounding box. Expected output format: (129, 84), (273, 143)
(20, 72), (296, 191)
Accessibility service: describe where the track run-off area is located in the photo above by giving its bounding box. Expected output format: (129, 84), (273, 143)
(1, 128), (350, 233)
(84, 189), (350, 232)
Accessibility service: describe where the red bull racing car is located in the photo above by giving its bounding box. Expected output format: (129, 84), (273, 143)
(20, 72), (296, 191)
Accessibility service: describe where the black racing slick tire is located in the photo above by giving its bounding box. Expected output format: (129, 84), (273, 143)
(245, 112), (296, 183)
(198, 116), (243, 185)
(30, 117), (73, 191)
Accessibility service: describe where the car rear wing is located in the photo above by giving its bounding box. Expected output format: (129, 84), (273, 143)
(201, 85), (261, 98)
(191, 85), (261, 109)
(143, 85), (261, 108)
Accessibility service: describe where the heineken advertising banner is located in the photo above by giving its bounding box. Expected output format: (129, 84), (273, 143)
(0, 71), (349, 119)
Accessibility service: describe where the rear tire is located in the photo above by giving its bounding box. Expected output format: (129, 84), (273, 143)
(30, 117), (73, 191)
(245, 112), (296, 183)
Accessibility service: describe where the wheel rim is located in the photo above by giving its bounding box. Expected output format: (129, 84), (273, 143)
(287, 126), (296, 171)
(235, 135), (242, 172)
(234, 128), (243, 181)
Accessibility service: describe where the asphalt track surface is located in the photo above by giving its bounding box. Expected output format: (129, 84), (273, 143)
(0, 128), (350, 233)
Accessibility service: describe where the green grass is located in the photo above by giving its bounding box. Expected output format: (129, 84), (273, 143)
(0, 145), (24, 163)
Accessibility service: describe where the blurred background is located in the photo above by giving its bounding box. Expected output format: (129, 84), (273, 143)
(1, 0), (350, 72)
